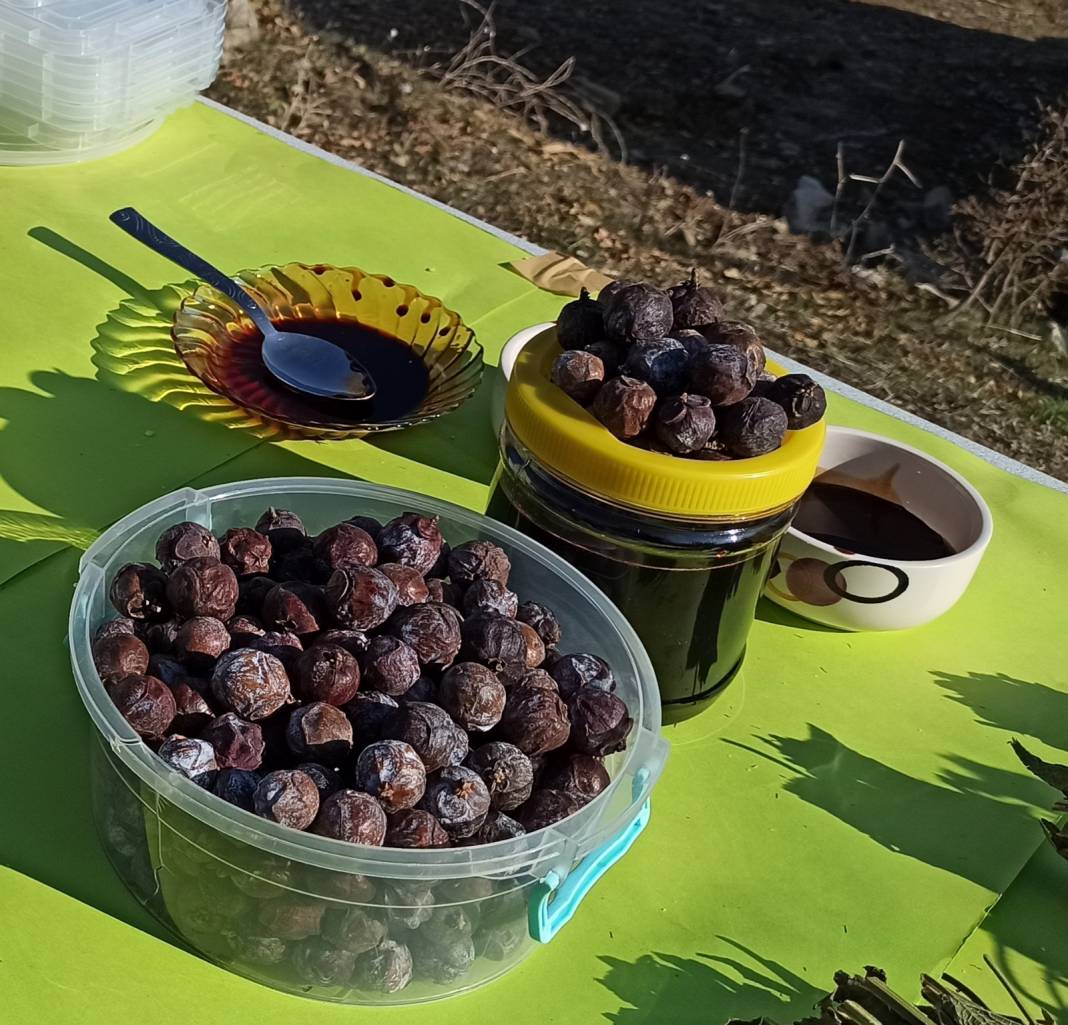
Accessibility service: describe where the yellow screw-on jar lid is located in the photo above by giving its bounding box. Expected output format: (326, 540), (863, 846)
(505, 328), (826, 519)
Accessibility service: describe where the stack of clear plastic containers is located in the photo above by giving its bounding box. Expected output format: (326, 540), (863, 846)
(0, 0), (226, 164)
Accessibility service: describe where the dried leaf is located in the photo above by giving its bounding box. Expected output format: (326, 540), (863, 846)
(1011, 739), (1068, 796)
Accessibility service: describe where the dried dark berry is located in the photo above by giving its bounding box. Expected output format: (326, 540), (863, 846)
(764, 373), (827, 429)
(167, 558), (239, 622)
(425, 578), (461, 606)
(321, 906), (387, 954)
(213, 767), (261, 810)
(168, 681), (213, 734)
(312, 628), (369, 657)
(295, 644), (361, 705)
(392, 701), (468, 771)
(623, 337), (689, 393)
(325, 567), (399, 631)
(668, 269), (725, 330)
(148, 653), (199, 688)
(355, 739), (427, 811)
(211, 648), (293, 721)
(502, 667), (558, 692)
(314, 523), (379, 574)
(426, 540), (451, 580)
(516, 601), (562, 649)
(93, 632), (150, 684)
(462, 579), (518, 618)
(541, 753), (610, 804)
(471, 809), (526, 844)
(547, 652), (615, 700)
(653, 394), (717, 455)
(262, 581), (324, 636)
(229, 934), (287, 965)
(236, 574), (275, 616)
(410, 932), (476, 985)
(313, 789), (387, 846)
(717, 396), (788, 457)
(247, 629), (303, 670)
(597, 278), (636, 306)
(297, 762), (341, 801)
(254, 507), (306, 553)
(517, 789), (581, 831)
(385, 808), (450, 848)
(387, 602), (462, 667)
(673, 327), (708, 359)
(384, 880), (435, 929)
(346, 515), (383, 540)
(439, 663), (506, 731)
(93, 618), (138, 644)
(143, 617), (180, 654)
(695, 442), (732, 461)
(555, 287), (604, 349)
(109, 563), (169, 621)
(499, 683), (570, 755)
(517, 622), (546, 668)
(107, 674), (175, 739)
(291, 938), (357, 987)
(591, 376), (657, 439)
(254, 769), (320, 830)
(360, 635), (420, 696)
(585, 339), (624, 376)
(703, 320), (766, 377)
(447, 540), (510, 588)
(460, 613), (528, 674)
(406, 674), (438, 703)
(603, 283), (673, 345)
(201, 712), (266, 769)
(568, 689), (633, 756)
(156, 521), (220, 573)
(270, 541), (321, 583)
(345, 690), (399, 752)
(287, 702), (353, 764)
(465, 742), (533, 811)
(378, 563), (429, 607)
(214, 528), (271, 579)
(550, 349), (605, 405)
(158, 736), (218, 785)
(419, 766), (491, 838)
(353, 940), (413, 993)
(377, 513), (443, 574)
(226, 613), (266, 646)
(259, 898), (325, 939)
(175, 616), (230, 669)
(690, 342), (756, 406)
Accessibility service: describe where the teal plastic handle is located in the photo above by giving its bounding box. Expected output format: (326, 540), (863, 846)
(528, 772), (651, 943)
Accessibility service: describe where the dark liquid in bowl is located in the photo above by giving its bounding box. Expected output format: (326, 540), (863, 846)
(272, 318), (430, 421)
(794, 481), (954, 560)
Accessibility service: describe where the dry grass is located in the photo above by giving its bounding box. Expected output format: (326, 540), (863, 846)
(209, 0), (1068, 481)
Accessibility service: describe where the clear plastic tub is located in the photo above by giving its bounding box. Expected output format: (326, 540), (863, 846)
(68, 478), (668, 1004)
(0, 110), (158, 162)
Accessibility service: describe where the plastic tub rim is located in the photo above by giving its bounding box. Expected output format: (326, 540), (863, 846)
(70, 477), (667, 881)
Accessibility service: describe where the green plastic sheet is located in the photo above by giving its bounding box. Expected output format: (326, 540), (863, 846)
(0, 102), (1066, 1024)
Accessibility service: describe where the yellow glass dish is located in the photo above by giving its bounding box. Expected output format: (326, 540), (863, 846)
(172, 263), (483, 440)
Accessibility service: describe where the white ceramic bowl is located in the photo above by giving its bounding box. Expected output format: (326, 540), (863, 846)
(764, 426), (993, 630)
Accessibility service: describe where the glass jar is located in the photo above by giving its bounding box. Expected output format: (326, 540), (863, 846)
(489, 429), (795, 715)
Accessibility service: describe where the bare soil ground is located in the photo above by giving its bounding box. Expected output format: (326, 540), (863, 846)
(210, 0), (1068, 479)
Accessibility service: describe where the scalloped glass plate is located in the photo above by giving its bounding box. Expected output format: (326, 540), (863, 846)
(171, 263), (483, 439)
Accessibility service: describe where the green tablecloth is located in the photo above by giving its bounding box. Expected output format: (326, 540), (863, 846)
(0, 101), (1066, 1024)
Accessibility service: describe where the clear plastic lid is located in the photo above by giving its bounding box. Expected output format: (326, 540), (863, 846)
(0, 0), (224, 55)
(69, 479), (669, 883)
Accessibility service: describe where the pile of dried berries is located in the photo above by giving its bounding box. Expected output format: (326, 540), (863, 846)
(96, 510), (632, 852)
(550, 274), (827, 459)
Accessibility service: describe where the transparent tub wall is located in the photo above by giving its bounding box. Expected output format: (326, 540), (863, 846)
(93, 734), (540, 1004)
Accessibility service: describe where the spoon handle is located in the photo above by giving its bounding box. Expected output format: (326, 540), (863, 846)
(109, 207), (276, 337)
